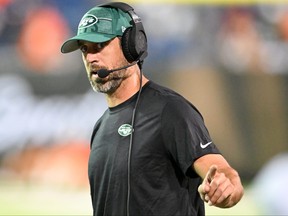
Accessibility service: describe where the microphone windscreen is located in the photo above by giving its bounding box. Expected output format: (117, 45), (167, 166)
(97, 69), (110, 78)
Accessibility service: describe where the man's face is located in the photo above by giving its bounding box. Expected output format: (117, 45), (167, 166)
(80, 37), (130, 94)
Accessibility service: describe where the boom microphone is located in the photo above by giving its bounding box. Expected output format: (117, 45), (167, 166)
(97, 61), (138, 78)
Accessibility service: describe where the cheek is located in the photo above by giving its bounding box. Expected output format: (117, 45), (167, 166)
(81, 55), (89, 71)
(108, 40), (127, 63)
(81, 54), (86, 64)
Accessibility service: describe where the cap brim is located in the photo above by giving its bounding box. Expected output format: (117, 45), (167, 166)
(61, 33), (116, 53)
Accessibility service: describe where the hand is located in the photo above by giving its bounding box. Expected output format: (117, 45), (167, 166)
(198, 165), (236, 208)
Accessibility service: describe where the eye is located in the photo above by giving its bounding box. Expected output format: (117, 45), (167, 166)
(96, 42), (106, 50)
(80, 45), (88, 53)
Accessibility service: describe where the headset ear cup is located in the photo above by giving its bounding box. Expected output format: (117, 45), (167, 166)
(121, 28), (136, 62)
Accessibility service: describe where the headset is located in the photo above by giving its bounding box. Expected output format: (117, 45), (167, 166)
(98, 2), (148, 69)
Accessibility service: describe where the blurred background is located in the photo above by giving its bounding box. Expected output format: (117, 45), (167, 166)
(0, 0), (288, 215)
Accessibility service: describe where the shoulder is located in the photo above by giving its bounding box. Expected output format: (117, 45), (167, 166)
(145, 81), (183, 98)
(144, 81), (196, 106)
(143, 81), (204, 120)
(90, 109), (109, 143)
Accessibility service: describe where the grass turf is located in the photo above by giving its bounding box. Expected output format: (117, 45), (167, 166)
(0, 180), (261, 215)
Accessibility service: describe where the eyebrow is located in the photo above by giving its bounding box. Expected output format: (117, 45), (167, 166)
(77, 39), (112, 46)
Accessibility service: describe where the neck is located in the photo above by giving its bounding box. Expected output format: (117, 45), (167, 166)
(105, 67), (149, 107)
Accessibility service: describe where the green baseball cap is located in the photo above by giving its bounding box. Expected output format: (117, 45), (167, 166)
(61, 6), (132, 53)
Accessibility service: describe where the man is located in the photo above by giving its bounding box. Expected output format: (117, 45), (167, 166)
(61, 2), (243, 216)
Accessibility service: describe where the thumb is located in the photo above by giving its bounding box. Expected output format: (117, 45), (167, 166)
(206, 165), (218, 183)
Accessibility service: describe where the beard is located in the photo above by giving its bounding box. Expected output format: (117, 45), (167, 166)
(88, 63), (130, 94)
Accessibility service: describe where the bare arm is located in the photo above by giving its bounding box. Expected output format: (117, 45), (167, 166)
(194, 154), (244, 208)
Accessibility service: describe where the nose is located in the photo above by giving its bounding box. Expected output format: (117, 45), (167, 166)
(85, 52), (99, 64)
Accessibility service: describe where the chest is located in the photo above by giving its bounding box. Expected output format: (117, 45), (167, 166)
(89, 106), (167, 175)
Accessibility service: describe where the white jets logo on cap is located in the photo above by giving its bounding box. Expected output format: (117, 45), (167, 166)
(78, 14), (98, 29)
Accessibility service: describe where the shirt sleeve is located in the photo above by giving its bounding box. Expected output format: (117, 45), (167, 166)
(161, 98), (221, 177)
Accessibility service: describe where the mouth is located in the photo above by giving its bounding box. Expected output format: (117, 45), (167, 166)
(91, 70), (98, 76)
(90, 73), (104, 85)
(89, 64), (101, 77)
(90, 65), (107, 78)
(89, 70), (98, 79)
(89, 69), (108, 84)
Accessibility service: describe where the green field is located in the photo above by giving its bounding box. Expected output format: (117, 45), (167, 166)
(0, 180), (261, 215)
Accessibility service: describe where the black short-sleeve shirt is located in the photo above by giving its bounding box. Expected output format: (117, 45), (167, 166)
(88, 81), (220, 216)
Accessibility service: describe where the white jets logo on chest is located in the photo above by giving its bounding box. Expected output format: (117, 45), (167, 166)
(118, 124), (133, 137)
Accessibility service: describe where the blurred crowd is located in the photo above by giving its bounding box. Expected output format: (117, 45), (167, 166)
(1, 1), (288, 75)
(1, 0), (288, 187)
